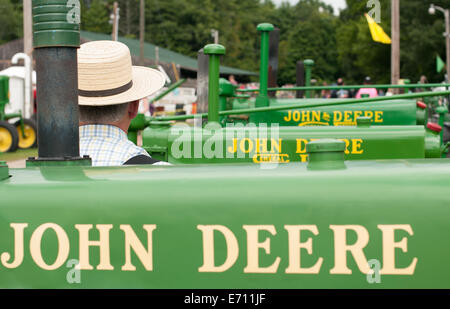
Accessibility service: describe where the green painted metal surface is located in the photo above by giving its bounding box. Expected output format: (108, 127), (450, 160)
(32, 0), (80, 48)
(0, 76), (9, 120)
(425, 127), (441, 158)
(1, 160), (450, 288)
(26, 157), (92, 167)
(153, 91), (450, 122)
(129, 114), (148, 132)
(356, 117), (372, 128)
(0, 161), (8, 181)
(0, 76), (25, 138)
(436, 106), (448, 146)
(216, 74), (428, 127)
(204, 44), (226, 124)
(142, 124), (440, 164)
(142, 121), (171, 162)
(255, 24), (273, 108)
(416, 102), (427, 126)
(256, 23), (275, 32)
(220, 78), (236, 98)
(306, 139), (346, 170)
(219, 78), (236, 122)
(230, 98), (421, 127)
(127, 130), (138, 145)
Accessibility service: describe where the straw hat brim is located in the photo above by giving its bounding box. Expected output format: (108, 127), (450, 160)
(79, 66), (166, 106)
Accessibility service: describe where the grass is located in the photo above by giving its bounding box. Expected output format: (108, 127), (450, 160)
(0, 148), (38, 162)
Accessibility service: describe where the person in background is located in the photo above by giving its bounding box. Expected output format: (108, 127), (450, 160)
(321, 82), (331, 99)
(228, 75), (238, 86)
(331, 78), (353, 98)
(355, 76), (378, 98)
(416, 75), (429, 93)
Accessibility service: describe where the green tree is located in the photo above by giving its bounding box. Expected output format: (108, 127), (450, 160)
(81, 0), (112, 34)
(276, 0), (339, 85)
(338, 0), (450, 84)
(0, 0), (22, 45)
(399, 0), (450, 83)
(5, 0), (450, 88)
(77, 0), (450, 86)
(337, 0), (392, 84)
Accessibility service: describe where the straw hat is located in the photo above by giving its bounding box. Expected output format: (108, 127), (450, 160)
(78, 40), (165, 106)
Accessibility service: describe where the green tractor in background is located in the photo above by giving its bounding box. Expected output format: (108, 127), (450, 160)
(0, 75), (37, 153)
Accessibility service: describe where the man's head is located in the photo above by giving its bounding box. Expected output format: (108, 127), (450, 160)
(337, 78), (344, 86)
(77, 41), (165, 131)
(364, 76), (371, 85)
(79, 100), (139, 133)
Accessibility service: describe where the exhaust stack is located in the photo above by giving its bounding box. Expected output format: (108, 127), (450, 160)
(28, 0), (90, 166)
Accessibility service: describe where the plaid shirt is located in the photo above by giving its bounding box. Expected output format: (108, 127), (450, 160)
(80, 124), (151, 167)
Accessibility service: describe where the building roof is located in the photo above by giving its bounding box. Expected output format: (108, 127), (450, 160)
(80, 31), (257, 76)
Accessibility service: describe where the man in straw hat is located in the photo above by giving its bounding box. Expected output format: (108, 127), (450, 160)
(78, 40), (169, 166)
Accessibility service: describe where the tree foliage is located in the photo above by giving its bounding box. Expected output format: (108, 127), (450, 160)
(0, 0), (22, 45)
(339, 0), (450, 84)
(2, 0), (450, 85)
(81, 0), (112, 34)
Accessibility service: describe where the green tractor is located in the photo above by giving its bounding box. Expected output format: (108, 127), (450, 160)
(0, 75), (37, 153)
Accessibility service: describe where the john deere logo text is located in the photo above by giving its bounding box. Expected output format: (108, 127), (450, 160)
(283, 111), (384, 126)
(1, 223), (417, 276)
(296, 138), (364, 162)
(227, 138), (289, 163)
(227, 138), (365, 163)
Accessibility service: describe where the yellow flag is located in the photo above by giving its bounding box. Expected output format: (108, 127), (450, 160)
(364, 13), (392, 44)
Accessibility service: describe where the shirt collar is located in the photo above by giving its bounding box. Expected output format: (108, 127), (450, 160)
(80, 124), (128, 141)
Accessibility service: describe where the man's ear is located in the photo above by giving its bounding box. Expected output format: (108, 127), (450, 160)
(128, 100), (140, 119)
